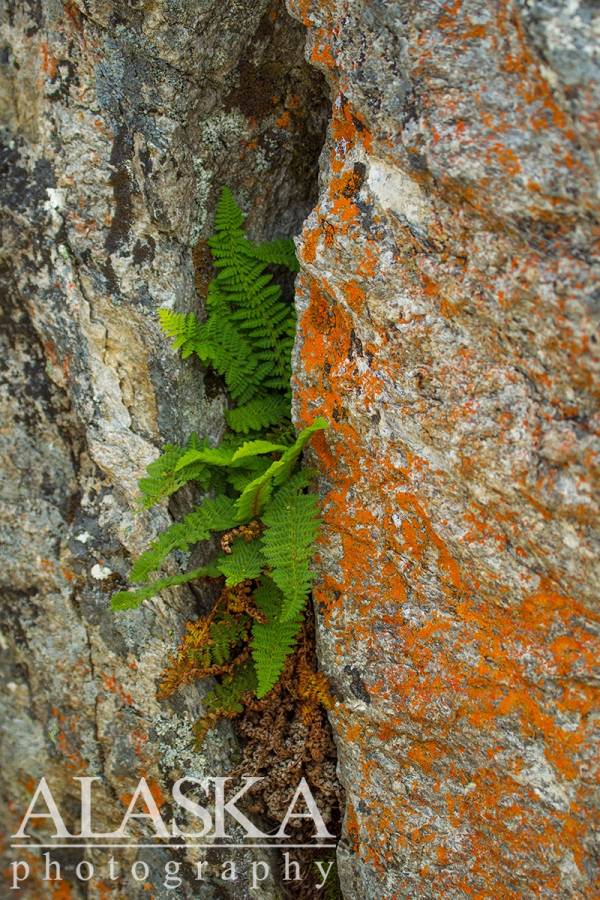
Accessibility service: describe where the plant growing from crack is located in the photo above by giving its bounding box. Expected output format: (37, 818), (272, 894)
(111, 187), (330, 740)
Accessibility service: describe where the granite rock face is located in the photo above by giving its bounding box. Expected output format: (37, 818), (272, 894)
(3, 0), (599, 896)
(0, 1), (327, 896)
(288, 1), (599, 897)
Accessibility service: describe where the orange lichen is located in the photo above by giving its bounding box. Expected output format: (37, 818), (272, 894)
(301, 224), (321, 263)
(275, 110), (291, 129)
(311, 38), (335, 70)
(406, 741), (443, 775)
(331, 99), (373, 154)
(101, 674), (133, 707)
(50, 881), (74, 900)
(343, 279), (366, 312)
(40, 42), (58, 79)
(356, 243), (378, 278)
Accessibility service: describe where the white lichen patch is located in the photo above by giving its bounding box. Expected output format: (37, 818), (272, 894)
(91, 563), (113, 580)
(367, 157), (433, 235)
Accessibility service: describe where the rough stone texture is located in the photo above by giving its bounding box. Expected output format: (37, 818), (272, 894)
(288, 1), (599, 897)
(0, 1), (327, 896)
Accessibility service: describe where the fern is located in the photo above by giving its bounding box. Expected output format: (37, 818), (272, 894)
(190, 297), (261, 404)
(158, 310), (204, 359)
(112, 187), (330, 738)
(174, 443), (237, 471)
(203, 661), (257, 716)
(269, 417), (328, 487)
(216, 537), (265, 586)
(209, 189), (295, 395)
(253, 237), (299, 272)
(233, 469), (277, 523)
(160, 188), (296, 416)
(111, 563), (220, 611)
(225, 395), (290, 434)
(130, 495), (238, 582)
(234, 418), (327, 521)
(261, 472), (321, 622)
(231, 439), (288, 462)
(252, 576), (303, 697)
(210, 612), (249, 665)
(226, 455), (273, 493)
(139, 434), (212, 508)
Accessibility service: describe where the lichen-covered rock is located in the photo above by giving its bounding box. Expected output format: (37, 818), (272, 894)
(288, 1), (599, 896)
(0, 1), (326, 896)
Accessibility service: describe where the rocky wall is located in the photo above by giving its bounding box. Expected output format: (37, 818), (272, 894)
(0, 1), (327, 896)
(288, 1), (599, 897)
(3, 0), (599, 896)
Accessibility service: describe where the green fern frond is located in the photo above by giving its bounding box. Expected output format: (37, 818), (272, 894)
(210, 612), (249, 665)
(111, 563), (220, 611)
(174, 444), (237, 471)
(175, 437), (285, 475)
(191, 313), (259, 404)
(161, 190), (297, 412)
(212, 185), (245, 233)
(139, 436), (212, 508)
(230, 439), (288, 462)
(253, 237), (299, 272)
(226, 456), (273, 493)
(158, 309), (204, 359)
(233, 418), (327, 522)
(251, 576), (303, 697)
(225, 394), (290, 434)
(261, 473), (321, 622)
(216, 537), (265, 585)
(207, 188), (296, 396)
(234, 469), (276, 522)
(130, 496), (238, 582)
(159, 297), (263, 407)
(270, 417), (328, 487)
(202, 660), (257, 715)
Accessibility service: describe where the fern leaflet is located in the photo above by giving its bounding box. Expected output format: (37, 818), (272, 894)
(158, 310), (204, 359)
(130, 496), (238, 582)
(139, 435), (212, 508)
(225, 395), (291, 434)
(261, 472), (321, 622)
(251, 576), (303, 697)
(253, 237), (299, 272)
(216, 538), (265, 585)
(111, 563), (220, 611)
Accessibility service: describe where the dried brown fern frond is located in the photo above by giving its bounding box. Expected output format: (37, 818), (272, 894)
(158, 582), (255, 698)
(220, 520), (263, 554)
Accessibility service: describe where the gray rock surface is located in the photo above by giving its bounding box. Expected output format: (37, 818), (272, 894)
(3, 0), (599, 896)
(0, 1), (327, 896)
(288, 0), (599, 897)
